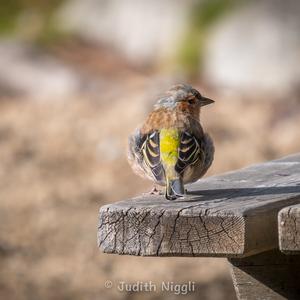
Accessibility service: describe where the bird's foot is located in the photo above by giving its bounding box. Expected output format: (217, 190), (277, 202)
(150, 186), (164, 195)
(142, 186), (164, 196)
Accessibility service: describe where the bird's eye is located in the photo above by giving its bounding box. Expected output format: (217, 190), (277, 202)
(188, 99), (195, 105)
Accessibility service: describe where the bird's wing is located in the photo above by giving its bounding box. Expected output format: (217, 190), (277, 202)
(175, 131), (205, 175)
(128, 129), (148, 178)
(141, 131), (165, 182)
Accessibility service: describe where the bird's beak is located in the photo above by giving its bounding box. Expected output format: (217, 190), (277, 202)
(200, 96), (215, 106)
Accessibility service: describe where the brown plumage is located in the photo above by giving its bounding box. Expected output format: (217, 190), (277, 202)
(128, 84), (215, 200)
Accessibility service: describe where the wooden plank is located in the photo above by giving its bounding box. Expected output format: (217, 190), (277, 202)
(98, 153), (300, 257)
(229, 250), (300, 300)
(279, 204), (300, 254)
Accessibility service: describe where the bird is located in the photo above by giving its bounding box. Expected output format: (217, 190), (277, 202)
(127, 84), (214, 200)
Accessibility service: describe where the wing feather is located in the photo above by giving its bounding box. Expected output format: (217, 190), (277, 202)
(175, 131), (204, 174)
(141, 131), (164, 182)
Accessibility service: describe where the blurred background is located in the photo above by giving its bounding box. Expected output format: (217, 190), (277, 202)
(0, 0), (300, 299)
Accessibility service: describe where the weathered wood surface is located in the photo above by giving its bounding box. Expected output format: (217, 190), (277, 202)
(229, 250), (300, 300)
(98, 153), (300, 257)
(279, 204), (300, 254)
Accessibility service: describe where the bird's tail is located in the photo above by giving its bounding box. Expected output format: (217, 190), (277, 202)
(165, 177), (185, 200)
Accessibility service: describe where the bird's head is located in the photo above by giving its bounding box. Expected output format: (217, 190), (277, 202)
(154, 84), (214, 112)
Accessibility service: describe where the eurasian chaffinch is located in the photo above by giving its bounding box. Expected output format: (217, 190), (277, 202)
(128, 84), (215, 200)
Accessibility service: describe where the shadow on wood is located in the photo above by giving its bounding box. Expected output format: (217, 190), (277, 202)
(229, 250), (300, 300)
(186, 185), (300, 202)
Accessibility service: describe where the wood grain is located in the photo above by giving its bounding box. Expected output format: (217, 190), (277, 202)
(279, 203), (300, 254)
(98, 153), (300, 257)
